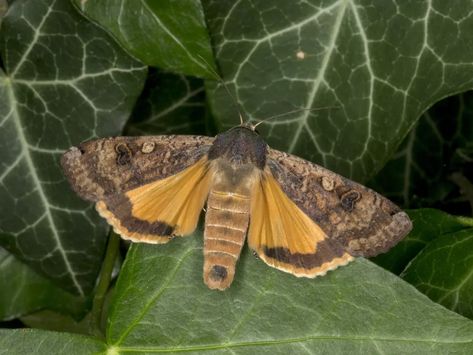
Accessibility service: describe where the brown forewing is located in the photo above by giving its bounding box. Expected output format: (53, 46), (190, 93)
(61, 135), (213, 201)
(267, 149), (412, 257)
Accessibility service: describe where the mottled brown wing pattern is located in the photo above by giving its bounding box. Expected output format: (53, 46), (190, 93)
(267, 149), (412, 257)
(61, 135), (214, 244)
(61, 135), (213, 201)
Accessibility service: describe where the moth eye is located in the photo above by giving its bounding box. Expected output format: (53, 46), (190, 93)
(115, 143), (132, 166)
(320, 176), (335, 191)
(141, 141), (155, 154)
(209, 265), (228, 281)
(340, 190), (361, 211)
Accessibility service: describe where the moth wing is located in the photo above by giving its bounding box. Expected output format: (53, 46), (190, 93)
(61, 135), (214, 243)
(267, 149), (412, 257)
(248, 172), (354, 277)
(61, 135), (213, 201)
(96, 157), (213, 243)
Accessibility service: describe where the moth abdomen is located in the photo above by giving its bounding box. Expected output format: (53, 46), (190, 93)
(203, 189), (251, 290)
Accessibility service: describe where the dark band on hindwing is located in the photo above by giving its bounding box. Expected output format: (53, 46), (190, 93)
(262, 238), (346, 269)
(103, 194), (174, 236)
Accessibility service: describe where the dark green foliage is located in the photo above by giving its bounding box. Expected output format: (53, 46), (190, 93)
(1, 0), (473, 353)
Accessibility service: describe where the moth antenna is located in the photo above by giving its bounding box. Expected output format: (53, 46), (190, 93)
(196, 54), (245, 125)
(253, 106), (339, 129)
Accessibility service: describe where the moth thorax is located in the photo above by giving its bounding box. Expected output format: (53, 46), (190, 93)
(207, 127), (267, 169)
(203, 163), (259, 290)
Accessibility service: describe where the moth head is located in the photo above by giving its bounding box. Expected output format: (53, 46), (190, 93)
(208, 125), (268, 169)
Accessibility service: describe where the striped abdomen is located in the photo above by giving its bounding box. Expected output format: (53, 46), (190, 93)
(203, 167), (256, 290)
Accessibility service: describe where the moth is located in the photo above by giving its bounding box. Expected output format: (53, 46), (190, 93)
(61, 124), (412, 290)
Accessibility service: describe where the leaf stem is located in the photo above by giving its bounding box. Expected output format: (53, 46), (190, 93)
(91, 231), (120, 336)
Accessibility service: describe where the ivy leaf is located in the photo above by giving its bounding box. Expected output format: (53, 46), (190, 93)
(0, 248), (86, 321)
(372, 209), (473, 274)
(0, 0), (7, 26)
(20, 310), (93, 335)
(0, 0), (146, 295)
(370, 92), (473, 208)
(0, 329), (106, 354)
(76, 0), (216, 78)
(125, 70), (207, 136)
(402, 227), (473, 320)
(102, 237), (473, 353)
(203, 1), (473, 181)
(2, 231), (473, 352)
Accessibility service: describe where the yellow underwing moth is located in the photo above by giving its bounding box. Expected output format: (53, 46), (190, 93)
(61, 125), (412, 290)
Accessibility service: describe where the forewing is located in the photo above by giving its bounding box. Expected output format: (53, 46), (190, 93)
(96, 157), (213, 243)
(248, 172), (354, 277)
(267, 149), (412, 257)
(61, 135), (213, 201)
(61, 135), (214, 243)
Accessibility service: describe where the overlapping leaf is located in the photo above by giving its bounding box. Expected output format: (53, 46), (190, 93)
(204, 1), (473, 182)
(76, 0), (216, 78)
(402, 227), (473, 319)
(373, 209), (473, 274)
(0, 329), (106, 354)
(20, 310), (93, 335)
(371, 92), (473, 208)
(0, 0), (7, 27)
(0, 248), (86, 321)
(102, 238), (473, 353)
(3, 232), (473, 353)
(126, 70), (208, 136)
(0, 0), (146, 295)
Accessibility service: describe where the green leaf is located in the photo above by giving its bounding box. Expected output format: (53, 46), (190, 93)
(402, 227), (473, 320)
(372, 209), (473, 274)
(3, 237), (472, 352)
(104, 237), (473, 353)
(76, 0), (216, 78)
(0, 329), (106, 354)
(370, 92), (473, 208)
(204, 1), (473, 181)
(0, 0), (7, 27)
(0, 248), (86, 321)
(20, 310), (92, 335)
(0, 0), (147, 295)
(125, 70), (207, 136)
